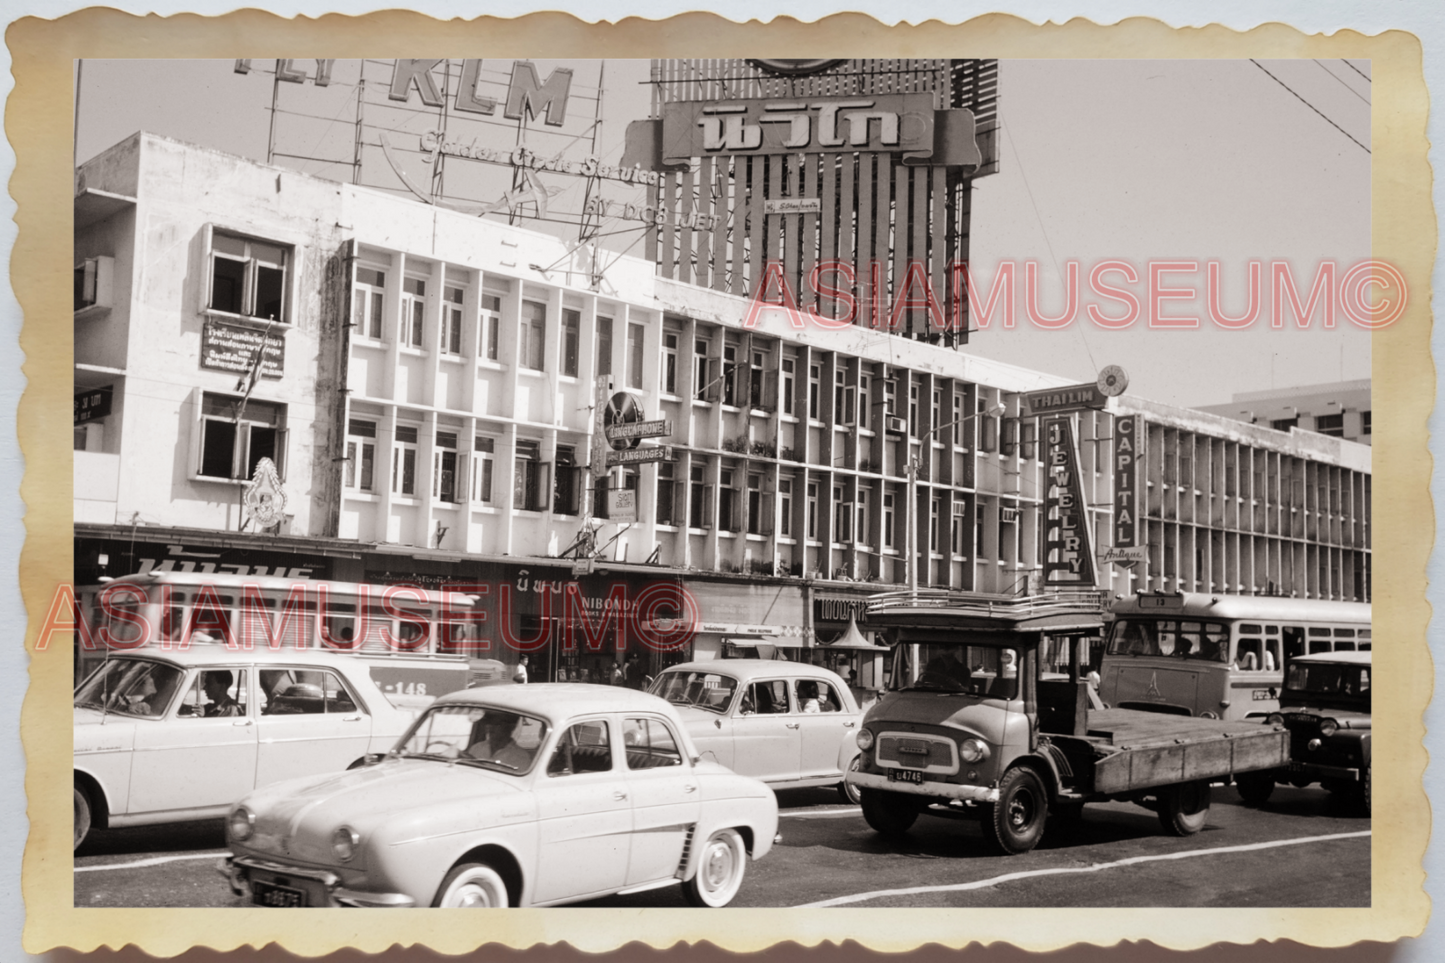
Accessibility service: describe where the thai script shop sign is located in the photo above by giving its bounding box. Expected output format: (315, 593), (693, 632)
(655, 93), (981, 168)
(1043, 417), (1097, 586)
(201, 319), (284, 379)
(74, 385), (112, 425)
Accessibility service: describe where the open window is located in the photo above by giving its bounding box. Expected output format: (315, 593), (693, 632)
(207, 229), (289, 323)
(194, 391), (287, 481)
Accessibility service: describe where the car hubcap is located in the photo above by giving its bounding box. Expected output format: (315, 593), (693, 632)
(703, 842), (734, 891)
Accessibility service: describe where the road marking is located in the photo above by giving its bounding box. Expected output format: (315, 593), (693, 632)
(75, 851), (230, 873)
(795, 830), (1373, 907)
(781, 807), (862, 819)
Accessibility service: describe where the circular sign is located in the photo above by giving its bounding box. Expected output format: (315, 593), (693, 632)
(747, 59), (846, 76)
(603, 392), (644, 450)
(1097, 365), (1130, 397)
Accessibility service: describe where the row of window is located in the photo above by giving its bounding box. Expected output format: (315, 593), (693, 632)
(1269, 411), (1372, 437)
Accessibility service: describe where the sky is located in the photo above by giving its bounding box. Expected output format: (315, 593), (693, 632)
(74, 57), (1374, 409)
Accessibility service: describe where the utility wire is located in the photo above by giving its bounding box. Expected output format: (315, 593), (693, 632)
(1312, 59), (1370, 105)
(1339, 60), (1372, 83)
(1250, 59), (1370, 154)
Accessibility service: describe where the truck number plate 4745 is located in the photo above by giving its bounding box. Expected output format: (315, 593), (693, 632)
(888, 768), (925, 784)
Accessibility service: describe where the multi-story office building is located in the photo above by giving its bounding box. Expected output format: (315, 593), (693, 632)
(1196, 380), (1373, 446)
(73, 77), (1370, 682)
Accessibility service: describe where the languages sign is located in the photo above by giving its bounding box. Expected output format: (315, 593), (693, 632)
(201, 320), (284, 380)
(606, 446), (674, 467)
(1043, 417), (1097, 586)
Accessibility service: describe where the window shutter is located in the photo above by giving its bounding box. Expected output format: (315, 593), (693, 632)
(198, 224), (214, 316)
(274, 427), (289, 481)
(762, 368), (778, 411)
(760, 493), (774, 536)
(704, 358), (722, 402)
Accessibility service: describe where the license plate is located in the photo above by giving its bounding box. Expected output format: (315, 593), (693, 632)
(1252, 689), (1272, 701)
(252, 880), (306, 908)
(1287, 761), (1307, 774)
(888, 768), (925, 784)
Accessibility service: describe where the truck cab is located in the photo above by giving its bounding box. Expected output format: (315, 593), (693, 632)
(848, 589), (1290, 855)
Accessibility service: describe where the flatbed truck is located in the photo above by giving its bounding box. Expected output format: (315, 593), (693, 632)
(845, 590), (1291, 854)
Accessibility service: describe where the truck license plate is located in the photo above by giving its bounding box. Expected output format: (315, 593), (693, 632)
(888, 768), (925, 784)
(1252, 689), (1271, 701)
(252, 880), (305, 907)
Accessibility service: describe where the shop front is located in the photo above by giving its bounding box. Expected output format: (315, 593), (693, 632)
(810, 588), (893, 707)
(683, 579), (809, 663)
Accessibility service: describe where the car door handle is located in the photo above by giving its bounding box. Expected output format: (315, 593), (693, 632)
(785, 723), (800, 729)
(613, 790), (628, 801)
(683, 784), (697, 794)
(843, 721), (857, 728)
(232, 719), (253, 727)
(342, 715), (364, 722)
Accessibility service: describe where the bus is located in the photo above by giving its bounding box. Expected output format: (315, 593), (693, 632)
(1098, 591), (1371, 721)
(75, 572), (503, 706)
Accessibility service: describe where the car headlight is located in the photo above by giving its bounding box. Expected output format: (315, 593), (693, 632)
(1266, 713), (1285, 727)
(855, 728), (874, 751)
(332, 826), (360, 863)
(1318, 718), (1339, 737)
(958, 738), (989, 764)
(229, 807), (254, 843)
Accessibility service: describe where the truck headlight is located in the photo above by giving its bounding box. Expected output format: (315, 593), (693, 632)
(958, 739), (989, 764)
(856, 729), (874, 751)
(332, 826), (360, 863)
(1266, 713), (1285, 727)
(229, 807), (254, 842)
(1318, 718), (1339, 737)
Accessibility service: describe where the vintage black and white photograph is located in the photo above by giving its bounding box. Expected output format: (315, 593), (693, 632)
(64, 50), (1392, 921)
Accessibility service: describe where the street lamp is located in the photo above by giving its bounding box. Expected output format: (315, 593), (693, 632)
(906, 400), (1008, 593)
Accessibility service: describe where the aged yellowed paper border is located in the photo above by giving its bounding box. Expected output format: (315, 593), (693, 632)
(13, 10), (1433, 955)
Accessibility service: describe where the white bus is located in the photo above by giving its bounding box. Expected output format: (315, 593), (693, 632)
(1098, 592), (1371, 721)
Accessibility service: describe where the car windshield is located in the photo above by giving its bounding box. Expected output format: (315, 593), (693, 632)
(1106, 618), (1230, 663)
(649, 670), (738, 713)
(897, 644), (1021, 700)
(394, 705), (549, 774)
(74, 660), (185, 718)
(1285, 662), (1370, 699)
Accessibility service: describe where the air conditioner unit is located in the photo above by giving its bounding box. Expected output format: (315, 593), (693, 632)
(885, 416), (908, 435)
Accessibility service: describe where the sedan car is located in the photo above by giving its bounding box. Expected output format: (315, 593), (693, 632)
(649, 660), (864, 804)
(1234, 649), (1372, 813)
(73, 649), (412, 849)
(222, 684), (779, 908)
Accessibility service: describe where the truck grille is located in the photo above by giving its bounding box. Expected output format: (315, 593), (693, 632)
(875, 732), (958, 774)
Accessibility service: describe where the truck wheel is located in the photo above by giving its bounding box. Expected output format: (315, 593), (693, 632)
(860, 788), (918, 837)
(983, 767), (1048, 855)
(837, 757), (863, 806)
(1158, 780), (1211, 836)
(1234, 770), (1275, 807)
(74, 786), (92, 851)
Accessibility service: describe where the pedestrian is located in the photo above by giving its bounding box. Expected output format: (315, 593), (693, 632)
(513, 655), (529, 685)
(624, 653), (643, 689)
(610, 660), (625, 686)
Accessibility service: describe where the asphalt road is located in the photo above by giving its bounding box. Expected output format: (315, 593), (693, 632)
(73, 783), (1369, 909)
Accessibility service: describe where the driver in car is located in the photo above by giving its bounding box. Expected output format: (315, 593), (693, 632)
(464, 712), (535, 770)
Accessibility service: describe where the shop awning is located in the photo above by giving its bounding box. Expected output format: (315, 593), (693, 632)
(817, 615), (892, 652)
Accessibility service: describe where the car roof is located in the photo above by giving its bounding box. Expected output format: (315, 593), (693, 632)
(1291, 650), (1373, 666)
(658, 659), (846, 684)
(86, 647), (378, 669)
(432, 683), (678, 721)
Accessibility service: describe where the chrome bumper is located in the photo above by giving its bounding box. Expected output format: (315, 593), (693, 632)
(848, 770), (1000, 804)
(222, 854), (417, 908)
(1288, 761), (1362, 782)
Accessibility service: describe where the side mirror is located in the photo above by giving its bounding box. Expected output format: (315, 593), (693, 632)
(714, 719), (722, 729)
(691, 754), (702, 766)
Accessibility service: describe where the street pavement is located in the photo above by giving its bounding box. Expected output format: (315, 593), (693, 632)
(73, 783), (1369, 909)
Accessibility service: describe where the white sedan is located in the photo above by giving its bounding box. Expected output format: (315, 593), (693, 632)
(73, 649), (412, 849)
(649, 660), (864, 804)
(222, 684), (780, 908)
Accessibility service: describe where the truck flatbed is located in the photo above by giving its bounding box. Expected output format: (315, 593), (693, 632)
(1048, 707), (1289, 796)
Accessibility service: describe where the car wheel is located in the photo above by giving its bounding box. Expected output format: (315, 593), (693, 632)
(73, 785), (91, 852)
(1234, 769), (1276, 807)
(860, 787), (918, 837)
(982, 767), (1048, 855)
(434, 862), (510, 907)
(683, 828), (747, 908)
(837, 756), (863, 806)
(1158, 780), (1212, 836)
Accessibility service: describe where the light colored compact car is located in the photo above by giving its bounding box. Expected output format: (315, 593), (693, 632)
(649, 659), (864, 804)
(73, 649), (412, 849)
(222, 684), (780, 908)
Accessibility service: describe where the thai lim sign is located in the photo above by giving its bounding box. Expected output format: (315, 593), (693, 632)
(1023, 383), (1108, 417)
(1042, 416), (1097, 586)
(201, 319), (284, 379)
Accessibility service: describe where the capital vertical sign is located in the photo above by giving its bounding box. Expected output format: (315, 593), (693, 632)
(1111, 415), (1147, 563)
(1043, 417), (1097, 586)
